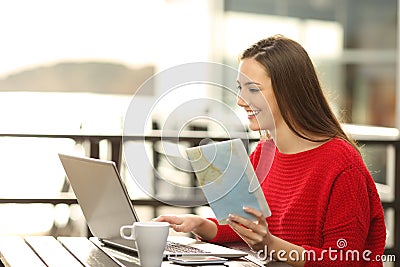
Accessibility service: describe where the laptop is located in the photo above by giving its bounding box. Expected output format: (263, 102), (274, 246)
(58, 153), (247, 258)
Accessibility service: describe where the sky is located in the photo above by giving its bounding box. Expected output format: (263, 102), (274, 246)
(0, 0), (342, 79)
(0, 0), (165, 78)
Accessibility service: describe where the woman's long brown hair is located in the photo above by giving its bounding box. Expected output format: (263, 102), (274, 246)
(241, 34), (359, 153)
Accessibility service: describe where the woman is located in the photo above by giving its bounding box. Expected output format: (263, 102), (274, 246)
(155, 35), (386, 266)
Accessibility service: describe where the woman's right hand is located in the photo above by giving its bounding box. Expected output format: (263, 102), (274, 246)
(153, 214), (217, 240)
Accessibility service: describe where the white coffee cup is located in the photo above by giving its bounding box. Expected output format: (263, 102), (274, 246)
(120, 221), (169, 267)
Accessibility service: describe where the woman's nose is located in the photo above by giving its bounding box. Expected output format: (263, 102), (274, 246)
(237, 94), (248, 107)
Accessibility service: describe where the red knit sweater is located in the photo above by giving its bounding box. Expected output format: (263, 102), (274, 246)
(207, 138), (386, 266)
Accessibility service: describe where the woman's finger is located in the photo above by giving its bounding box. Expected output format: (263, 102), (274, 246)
(228, 216), (263, 239)
(228, 219), (263, 247)
(228, 213), (254, 229)
(228, 213), (267, 234)
(230, 215), (268, 237)
(243, 207), (267, 226)
(154, 215), (182, 225)
(243, 206), (263, 218)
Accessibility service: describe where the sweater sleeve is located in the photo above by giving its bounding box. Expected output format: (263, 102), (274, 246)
(204, 217), (242, 243)
(302, 167), (385, 267)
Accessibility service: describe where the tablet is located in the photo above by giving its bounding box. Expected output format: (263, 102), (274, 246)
(186, 139), (271, 224)
(168, 255), (228, 265)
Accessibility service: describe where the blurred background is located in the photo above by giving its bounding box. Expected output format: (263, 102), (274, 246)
(0, 0), (398, 264)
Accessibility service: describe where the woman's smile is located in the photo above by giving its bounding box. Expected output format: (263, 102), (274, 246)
(246, 109), (261, 119)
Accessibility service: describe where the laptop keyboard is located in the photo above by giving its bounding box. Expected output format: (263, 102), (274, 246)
(165, 241), (210, 254)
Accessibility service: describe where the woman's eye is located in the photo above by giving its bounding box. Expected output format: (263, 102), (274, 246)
(249, 88), (260, 93)
(237, 85), (242, 91)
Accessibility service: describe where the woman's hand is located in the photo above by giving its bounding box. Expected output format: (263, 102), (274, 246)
(153, 214), (203, 233)
(229, 207), (306, 266)
(153, 214), (217, 240)
(227, 206), (273, 251)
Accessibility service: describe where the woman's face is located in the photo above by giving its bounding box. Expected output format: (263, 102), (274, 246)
(236, 58), (281, 132)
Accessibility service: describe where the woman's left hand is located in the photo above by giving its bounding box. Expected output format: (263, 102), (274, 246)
(227, 206), (273, 251)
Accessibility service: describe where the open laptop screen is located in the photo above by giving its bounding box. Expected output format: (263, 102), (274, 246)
(58, 153), (139, 242)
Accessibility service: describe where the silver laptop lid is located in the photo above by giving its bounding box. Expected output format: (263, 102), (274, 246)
(58, 154), (139, 243)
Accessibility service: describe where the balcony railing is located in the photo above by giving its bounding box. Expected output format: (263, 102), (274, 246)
(0, 129), (398, 263)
